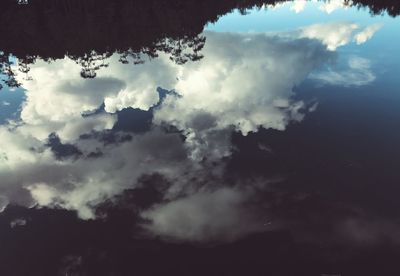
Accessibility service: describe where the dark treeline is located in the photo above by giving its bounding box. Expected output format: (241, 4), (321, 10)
(0, 0), (398, 87)
(351, 0), (400, 16)
(0, 0), (272, 85)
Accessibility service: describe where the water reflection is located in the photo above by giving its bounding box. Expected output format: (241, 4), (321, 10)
(0, 0), (400, 275)
(0, 21), (380, 224)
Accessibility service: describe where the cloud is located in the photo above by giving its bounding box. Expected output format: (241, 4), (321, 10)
(354, 23), (383, 44)
(11, 22), (380, 145)
(291, 0), (307, 13)
(0, 126), (192, 219)
(298, 22), (360, 51)
(154, 31), (334, 160)
(10, 217), (27, 228)
(336, 217), (400, 245)
(0, 22), (382, 241)
(142, 186), (266, 242)
(152, 22), (381, 160)
(277, 197), (400, 246)
(310, 56), (376, 86)
(319, 0), (348, 14)
(0, 195), (8, 212)
(13, 54), (176, 142)
(261, 2), (287, 11)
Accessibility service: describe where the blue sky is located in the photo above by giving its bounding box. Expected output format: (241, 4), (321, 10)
(206, 1), (400, 60)
(207, 1), (400, 90)
(0, 86), (24, 124)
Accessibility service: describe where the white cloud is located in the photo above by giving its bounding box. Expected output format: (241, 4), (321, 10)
(11, 21), (380, 144)
(27, 183), (58, 206)
(57, 113), (117, 141)
(154, 31), (335, 159)
(14, 54), (176, 142)
(0, 126), (43, 169)
(153, 21), (382, 159)
(298, 22), (359, 51)
(297, 22), (382, 51)
(354, 23), (383, 45)
(310, 56), (376, 86)
(319, 0), (349, 14)
(291, 0), (307, 13)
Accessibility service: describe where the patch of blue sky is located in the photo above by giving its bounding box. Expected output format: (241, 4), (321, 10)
(0, 83), (25, 124)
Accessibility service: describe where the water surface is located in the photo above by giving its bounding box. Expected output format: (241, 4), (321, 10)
(0, 1), (400, 275)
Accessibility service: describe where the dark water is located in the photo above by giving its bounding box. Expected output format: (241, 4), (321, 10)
(0, 0), (400, 275)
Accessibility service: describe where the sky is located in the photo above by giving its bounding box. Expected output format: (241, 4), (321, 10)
(207, 0), (400, 81)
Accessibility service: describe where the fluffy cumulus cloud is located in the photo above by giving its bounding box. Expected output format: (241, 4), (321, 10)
(13, 54), (177, 142)
(154, 23), (381, 160)
(153, 31), (333, 160)
(0, 22), (382, 240)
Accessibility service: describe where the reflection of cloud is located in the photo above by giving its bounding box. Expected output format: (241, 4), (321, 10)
(14, 55), (176, 142)
(272, 195), (400, 247)
(310, 56), (376, 86)
(155, 31), (333, 159)
(0, 127), (189, 219)
(298, 22), (382, 51)
(354, 23), (383, 44)
(142, 187), (264, 242)
(264, 0), (350, 14)
(337, 217), (400, 245)
(10, 217), (27, 228)
(319, 0), (349, 14)
(299, 22), (358, 51)
(290, 0), (307, 13)
(155, 22), (381, 160)
(0, 22), (382, 241)
(262, 2), (287, 10)
(0, 195), (8, 212)
(12, 22), (380, 144)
